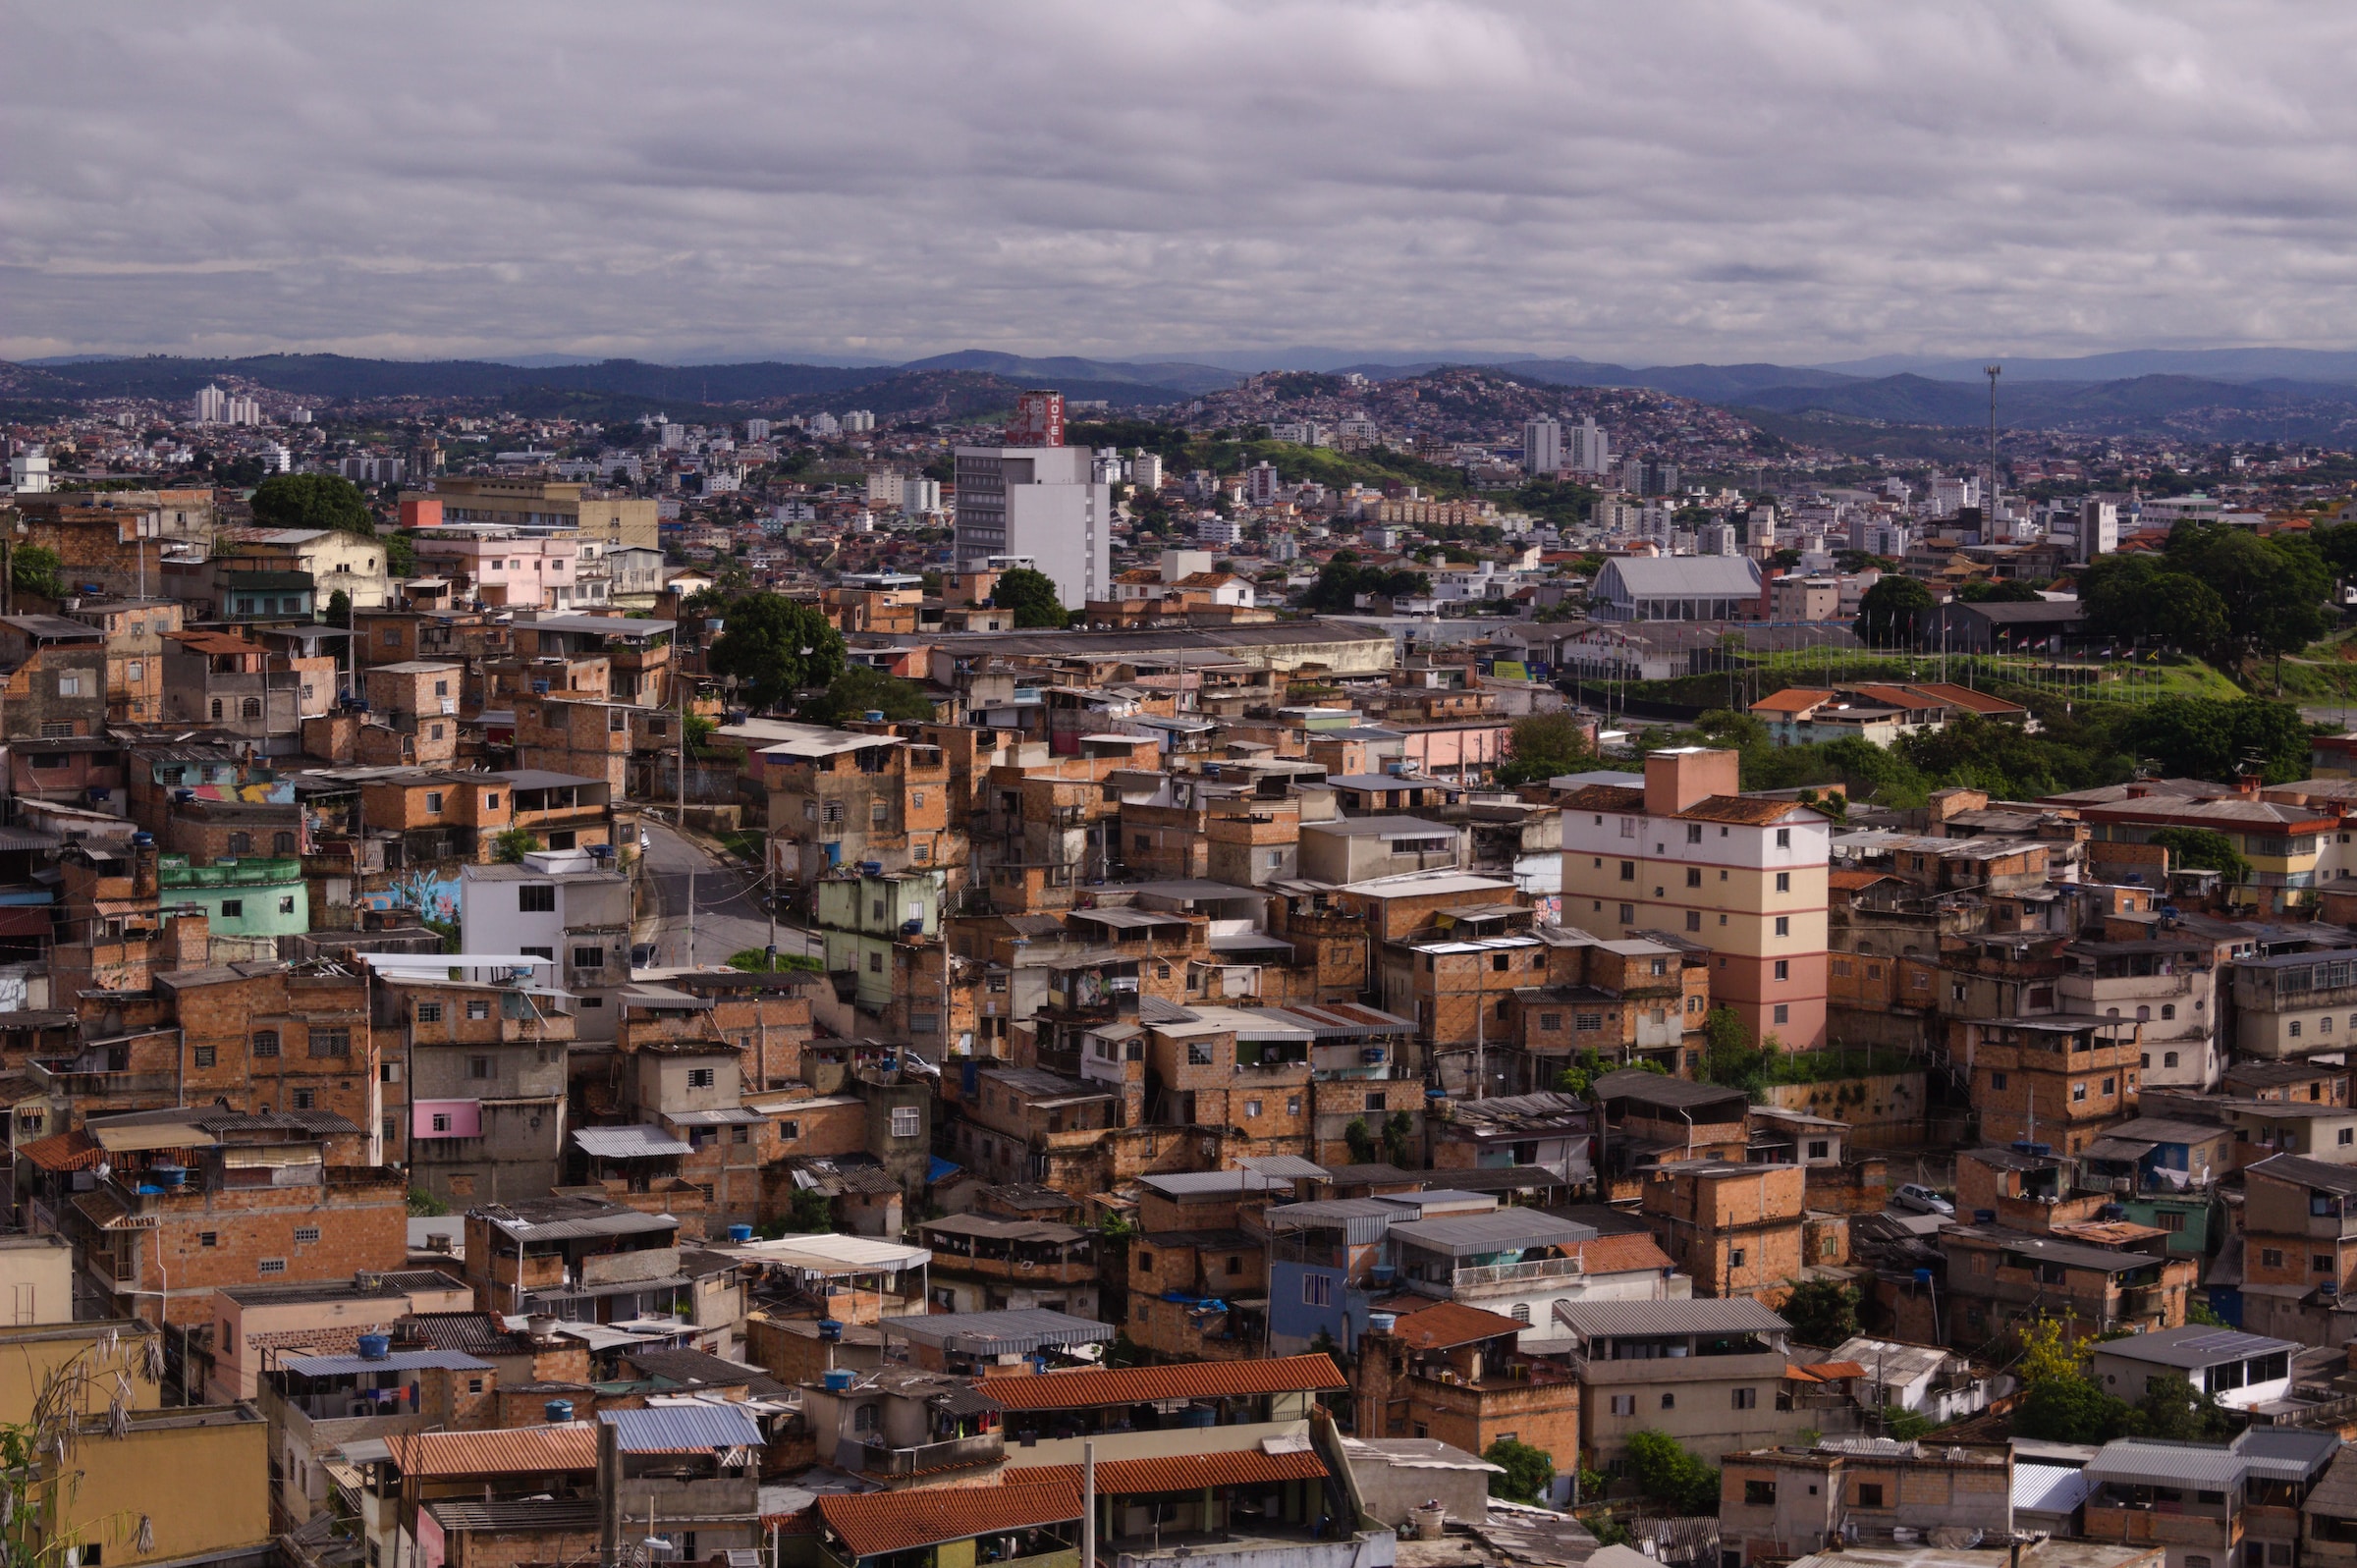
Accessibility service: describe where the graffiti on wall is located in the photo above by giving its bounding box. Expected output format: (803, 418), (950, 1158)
(363, 870), (463, 923)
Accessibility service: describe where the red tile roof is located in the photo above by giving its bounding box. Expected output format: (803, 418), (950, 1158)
(1572, 1232), (1677, 1275)
(1009, 1447), (1329, 1493)
(818, 1482), (1080, 1559)
(980, 1353), (1346, 1411)
(386, 1424), (596, 1477)
(1748, 688), (1835, 715)
(1906, 682), (2027, 716)
(17, 1127), (102, 1171)
(1384, 1300), (1526, 1351)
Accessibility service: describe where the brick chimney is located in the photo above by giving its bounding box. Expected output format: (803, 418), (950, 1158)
(166, 910), (209, 971)
(1644, 747), (1742, 818)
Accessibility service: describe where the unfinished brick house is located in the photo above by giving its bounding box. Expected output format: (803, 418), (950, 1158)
(155, 959), (379, 1149)
(0, 616), (109, 740)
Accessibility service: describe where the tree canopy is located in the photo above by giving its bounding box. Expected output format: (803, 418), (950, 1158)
(991, 568), (1070, 629)
(1483, 1438), (1555, 1504)
(1498, 712), (1597, 787)
(1621, 1430), (1721, 1514)
(1853, 575), (1934, 647)
(1955, 578), (2046, 603)
(1779, 1278), (1860, 1348)
(2122, 694), (2313, 784)
(798, 665), (937, 728)
(1299, 558), (1431, 613)
(707, 594), (846, 711)
(249, 472), (374, 537)
(2080, 554), (2230, 655)
(2162, 521), (2335, 668)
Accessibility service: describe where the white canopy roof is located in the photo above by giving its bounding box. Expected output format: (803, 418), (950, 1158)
(716, 1233), (931, 1276)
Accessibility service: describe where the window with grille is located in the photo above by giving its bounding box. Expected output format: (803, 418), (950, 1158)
(193, 1047), (216, 1068)
(1575, 1012), (1604, 1031)
(292, 1089), (315, 1110)
(417, 1002), (443, 1024)
(686, 1068), (716, 1089)
(221, 899), (243, 918)
(890, 1106), (920, 1138)
(309, 1029), (351, 1057)
(573, 946), (604, 969)
(252, 1030), (280, 1057)
(258, 1259), (287, 1275)
(294, 1226), (321, 1244)
(518, 885), (555, 912)
(468, 1056), (493, 1080)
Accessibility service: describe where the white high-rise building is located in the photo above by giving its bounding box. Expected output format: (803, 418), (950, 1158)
(226, 396), (262, 427)
(1244, 461), (1283, 508)
(659, 423), (686, 450)
(193, 385), (227, 424)
(10, 447), (52, 494)
(744, 418), (772, 442)
(902, 478), (942, 517)
(808, 412), (841, 439)
(1567, 418), (1611, 475)
(954, 444), (1110, 608)
(842, 410), (875, 434)
(1129, 452), (1163, 490)
(1523, 417), (1562, 475)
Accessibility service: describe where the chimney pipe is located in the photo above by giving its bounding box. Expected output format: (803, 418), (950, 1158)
(597, 1418), (621, 1568)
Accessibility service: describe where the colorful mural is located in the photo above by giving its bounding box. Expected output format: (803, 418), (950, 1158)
(363, 869), (463, 923)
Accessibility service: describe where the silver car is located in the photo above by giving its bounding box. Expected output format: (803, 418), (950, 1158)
(1892, 1183), (1955, 1217)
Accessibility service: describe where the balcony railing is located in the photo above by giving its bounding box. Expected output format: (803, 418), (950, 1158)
(837, 1432), (1004, 1476)
(1451, 1254), (1585, 1288)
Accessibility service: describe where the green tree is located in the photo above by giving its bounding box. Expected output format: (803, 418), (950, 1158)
(492, 827), (542, 864)
(1956, 578), (2045, 603)
(1382, 1110), (1415, 1167)
(325, 587), (353, 629)
(708, 593), (846, 711)
(1299, 559), (1431, 613)
(1622, 1430), (1722, 1513)
(2124, 695), (2311, 784)
(1343, 1117), (1377, 1163)
(1483, 1438), (1556, 1504)
(799, 665), (937, 727)
(2163, 522), (2335, 673)
(1498, 711), (1599, 786)
(2012, 1373), (2127, 1443)
(2080, 555), (2229, 655)
(249, 472), (374, 536)
(991, 567), (1071, 629)
(10, 544), (63, 602)
(1853, 575), (1935, 647)
(2150, 827), (2251, 883)
(2122, 1372), (2231, 1441)
(1780, 1278), (1860, 1347)
(384, 530), (418, 578)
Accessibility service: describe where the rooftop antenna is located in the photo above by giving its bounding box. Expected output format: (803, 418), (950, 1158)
(1984, 365), (2002, 534)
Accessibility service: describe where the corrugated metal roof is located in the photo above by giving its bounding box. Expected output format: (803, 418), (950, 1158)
(2086, 1439), (2247, 1489)
(1554, 1299), (1789, 1339)
(879, 1308), (1112, 1356)
(2096, 1325), (2298, 1370)
(283, 1350), (491, 1377)
(598, 1403), (765, 1452)
(981, 1352), (1345, 1412)
(425, 1498), (601, 1533)
(385, 1424), (596, 1477)
(1135, 1169), (1293, 1198)
(1388, 1208), (1597, 1258)
(2014, 1462), (2094, 1515)
(574, 1124), (694, 1158)
(1008, 1447), (1328, 1494)
(819, 1483), (1080, 1560)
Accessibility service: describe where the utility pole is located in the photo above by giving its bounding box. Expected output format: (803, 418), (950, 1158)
(1984, 364), (2002, 534)
(679, 666), (692, 965)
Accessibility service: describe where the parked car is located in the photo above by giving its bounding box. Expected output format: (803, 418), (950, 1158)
(1892, 1183), (1955, 1217)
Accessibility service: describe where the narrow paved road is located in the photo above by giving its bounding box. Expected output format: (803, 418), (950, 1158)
(638, 820), (821, 968)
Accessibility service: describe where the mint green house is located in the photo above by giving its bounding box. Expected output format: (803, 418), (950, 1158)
(157, 856), (309, 943)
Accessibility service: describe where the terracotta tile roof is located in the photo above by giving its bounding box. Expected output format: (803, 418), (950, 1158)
(17, 1127), (103, 1171)
(1560, 784), (1647, 812)
(1009, 1447), (1329, 1493)
(1829, 869), (1900, 891)
(817, 1482), (1080, 1559)
(1845, 684), (1944, 712)
(1385, 1300), (1526, 1351)
(980, 1352), (1345, 1411)
(1906, 682), (2027, 716)
(1572, 1232), (1677, 1275)
(385, 1424), (597, 1477)
(1748, 688), (1835, 715)
(1676, 794), (1820, 826)
(1801, 1360), (1868, 1379)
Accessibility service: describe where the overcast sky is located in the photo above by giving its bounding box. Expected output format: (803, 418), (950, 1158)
(4, 2), (2352, 367)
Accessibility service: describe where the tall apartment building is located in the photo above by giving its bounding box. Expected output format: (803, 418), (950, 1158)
(1523, 417), (1562, 475)
(1560, 748), (1832, 1048)
(951, 445), (1110, 609)
(193, 385), (228, 423)
(1567, 417), (1611, 475)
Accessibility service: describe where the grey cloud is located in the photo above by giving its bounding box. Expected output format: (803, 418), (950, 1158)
(2, 0), (2354, 364)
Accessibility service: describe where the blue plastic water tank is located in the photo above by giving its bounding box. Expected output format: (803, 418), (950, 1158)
(727, 1223), (754, 1244)
(356, 1333), (392, 1361)
(824, 1369), (855, 1392)
(1179, 1406), (1217, 1428)
(544, 1398), (576, 1423)
(818, 1319), (844, 1343)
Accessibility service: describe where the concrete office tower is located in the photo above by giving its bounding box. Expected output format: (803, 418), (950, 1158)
(954, 444), (1109, 608)
(1523, 417), (1562, 475)
(2077, 498), (2119, 563)
(1568, 418), (1611, 475)
(193, 385), (227, 424)
(1008, 389), (1066, 448)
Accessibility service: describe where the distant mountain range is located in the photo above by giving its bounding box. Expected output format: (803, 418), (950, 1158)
(10, 345), (2357, 441)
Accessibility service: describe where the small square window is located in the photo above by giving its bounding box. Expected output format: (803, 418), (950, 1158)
(686, 1067), (717, 1089)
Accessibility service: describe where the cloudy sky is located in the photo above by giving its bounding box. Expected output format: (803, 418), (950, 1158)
(4, 2), (2352, 367)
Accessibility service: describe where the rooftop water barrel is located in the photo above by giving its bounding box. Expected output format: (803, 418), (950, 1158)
(149, 1164), (187, 1188)
(727, 1223), (754, 1244)
(818, 1319), (844, 1342)
(1367, 1312), (1398, 1333)
(356, 1333), (392, 1361)
(544, 1398), (575, 1423)
(824, 1369), (855, 1392)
